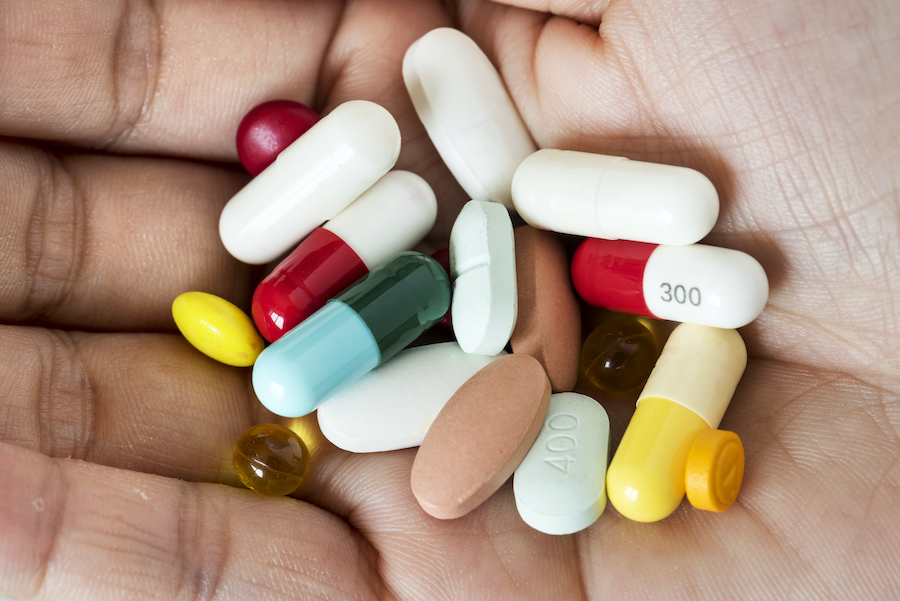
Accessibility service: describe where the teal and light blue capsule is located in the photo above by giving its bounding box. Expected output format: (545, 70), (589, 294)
(252, 252), (451, 418)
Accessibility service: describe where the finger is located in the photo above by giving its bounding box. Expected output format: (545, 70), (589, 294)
(1, 0), (469, 240)
(0, 0), (337, 158)
(482, 0), (610, 24)
(0, 326), (260, 482)
(0, 441), (385, 601)
(0, 142), (255, 329)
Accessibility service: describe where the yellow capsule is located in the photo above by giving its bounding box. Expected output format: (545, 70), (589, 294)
(607, 323), (746, 522)
(172, 292), (264, 367)
(685, 429), (745, 512)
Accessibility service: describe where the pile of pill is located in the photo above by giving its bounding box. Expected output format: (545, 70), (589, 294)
(172, 27), (768, 534)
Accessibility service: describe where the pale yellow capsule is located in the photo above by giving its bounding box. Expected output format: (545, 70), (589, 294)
(172, 292), (264, 367)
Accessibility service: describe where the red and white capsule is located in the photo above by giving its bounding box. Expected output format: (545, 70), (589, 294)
(251, 170), (437, 342)
(571, 239), (768, 329)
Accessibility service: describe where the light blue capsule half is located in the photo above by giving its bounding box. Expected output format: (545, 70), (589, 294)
(252, 300), (380, 418)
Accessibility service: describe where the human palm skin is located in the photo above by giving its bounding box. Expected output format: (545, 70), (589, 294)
(0, 0), (898, 598)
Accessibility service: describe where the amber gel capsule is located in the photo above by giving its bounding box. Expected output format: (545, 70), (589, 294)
(252, 252), (451, 418)
(233, 423), (311, 496)
(606, 323), (747, 522)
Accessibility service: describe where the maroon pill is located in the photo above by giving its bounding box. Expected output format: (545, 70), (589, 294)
(236, 100), (320, 175)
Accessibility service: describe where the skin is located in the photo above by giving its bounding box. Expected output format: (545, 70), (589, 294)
(0, 0), (898, 598)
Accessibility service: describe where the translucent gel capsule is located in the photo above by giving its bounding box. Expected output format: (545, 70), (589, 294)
(579, 316), (660, 395)
(233, 423), (311, 496)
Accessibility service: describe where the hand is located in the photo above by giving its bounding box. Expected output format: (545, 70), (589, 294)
(1, 0), (897, 599)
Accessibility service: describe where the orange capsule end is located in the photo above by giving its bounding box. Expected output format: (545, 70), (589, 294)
(685, 429), (745, 512)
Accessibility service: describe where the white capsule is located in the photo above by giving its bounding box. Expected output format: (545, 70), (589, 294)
(403, 28), (537, 210)
(643, 244), (769, 329)
(512, 149), (719, 246)
(514, 393), (610, 535)
(219, 100), (401, 264)
(324, 171), (437, 270)
(316, 342), (505, 453)
(450, 200), (518, 355)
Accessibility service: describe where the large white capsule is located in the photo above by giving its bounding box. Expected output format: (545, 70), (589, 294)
(403, 28), (536, 210)
(219, 100), (401, 264)
(512, 149), (719, 246)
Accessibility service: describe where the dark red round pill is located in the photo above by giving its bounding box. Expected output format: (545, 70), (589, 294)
(236, 100), (320, 176)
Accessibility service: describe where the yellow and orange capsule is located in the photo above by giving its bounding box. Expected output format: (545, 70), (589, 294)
(606, 323), (747, 522)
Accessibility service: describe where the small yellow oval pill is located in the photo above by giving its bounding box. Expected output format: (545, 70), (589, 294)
(172, 292), (264, 367)
(685, 429), (745, 512)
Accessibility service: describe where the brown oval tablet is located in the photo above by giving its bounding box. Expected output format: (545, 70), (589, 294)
(510, 226), (581, 391)
(411, 354), (552, 520)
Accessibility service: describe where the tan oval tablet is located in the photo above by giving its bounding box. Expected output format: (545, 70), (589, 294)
(411, 354), (552, 520)
(510, 226), (581, 391)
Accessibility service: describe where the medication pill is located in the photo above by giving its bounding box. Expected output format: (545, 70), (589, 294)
(252, 252), (450, 418)
(252, 171), (437, 342)
(220, 100), (401, 264)
(606, 323), (746, 522)
(233, 423), (311, 496)
(411, 354), (551, 519)
(236, 100), (320, 176)
(685, 429), (745, 512)
(317, 342), (505, 453)
(571, 238), (769, 329)
(403, 28), (536, 210)
(450, 200), (517, 355)
(172, 291), (264, 367)
(510, 226), (581, 391)
(578, 316), (660, 395)
(514, 393), (610, 535)
(512, 149), (719, 245)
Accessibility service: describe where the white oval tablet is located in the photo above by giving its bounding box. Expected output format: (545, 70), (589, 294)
(450, 200), (518, 355)
(220, 100), (401, 264)
(514, 392), (610, 535)
(316, 342), (505, 453)
(403, 28), (536, 210)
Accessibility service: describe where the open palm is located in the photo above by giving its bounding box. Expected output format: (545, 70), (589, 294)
(1, 0), (897, 599)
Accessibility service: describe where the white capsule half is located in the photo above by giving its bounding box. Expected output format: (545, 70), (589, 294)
(643, 244), (769, 329)
(220, 100), (401, 264)
(403, 28), (536, 210)
(514, 393), (609, 535)
(512, 149), (719, 246)
(317, 342), (505, 453)
(450, 200), (518, 355)
(324, 171), (437, 270)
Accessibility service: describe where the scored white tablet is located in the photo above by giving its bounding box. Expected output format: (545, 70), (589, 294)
(403, 27), (536, 210)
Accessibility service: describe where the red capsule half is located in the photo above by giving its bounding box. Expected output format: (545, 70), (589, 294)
(252, 170), (438, 342)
